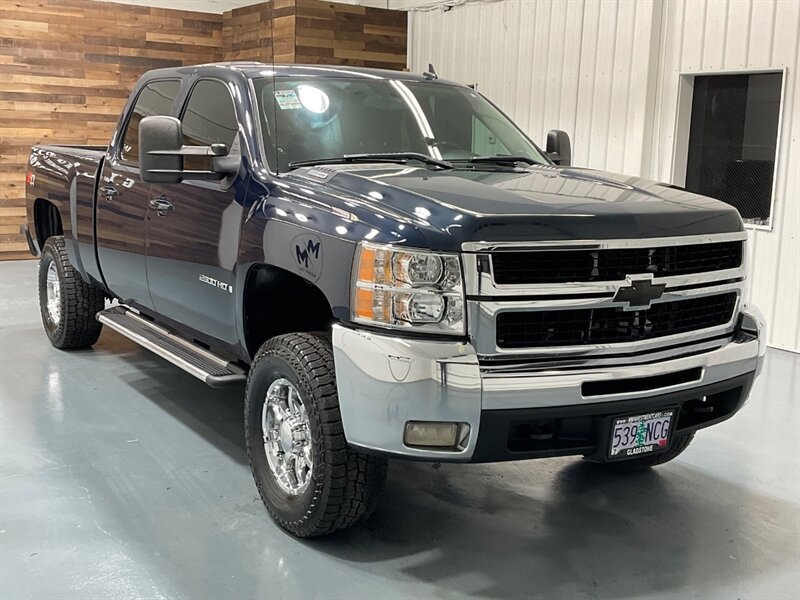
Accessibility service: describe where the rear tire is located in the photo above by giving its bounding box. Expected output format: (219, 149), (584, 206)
(245, 332), (387, 537)
(38, 236), (105, 349)
(589, 431), (696, 471)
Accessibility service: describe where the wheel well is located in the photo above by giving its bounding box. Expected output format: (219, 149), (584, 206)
(33, 199), (63, 247)
(243, 265), (335, 358)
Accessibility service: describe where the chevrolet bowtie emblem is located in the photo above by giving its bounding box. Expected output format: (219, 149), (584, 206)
(613, 274), (666, 310)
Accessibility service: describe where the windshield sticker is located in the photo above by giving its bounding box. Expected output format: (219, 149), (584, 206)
(275, 90), (302, 110)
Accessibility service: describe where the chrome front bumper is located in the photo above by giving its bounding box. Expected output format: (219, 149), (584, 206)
(331, 306), (766, 461)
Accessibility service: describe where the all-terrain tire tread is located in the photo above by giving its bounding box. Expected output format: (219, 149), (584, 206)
(245, 332), (387, 537)
(40, 236), (105, 349)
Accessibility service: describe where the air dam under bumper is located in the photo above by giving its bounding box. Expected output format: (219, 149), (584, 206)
(331, 307), (765, 462)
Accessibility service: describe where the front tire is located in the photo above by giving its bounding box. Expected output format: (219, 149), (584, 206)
(38, 236), (105, 349)
(245, 332), (387, 537)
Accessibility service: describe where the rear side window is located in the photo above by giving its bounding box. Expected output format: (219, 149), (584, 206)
(181, 79), (239, 171)
(120, 80), (181, 164)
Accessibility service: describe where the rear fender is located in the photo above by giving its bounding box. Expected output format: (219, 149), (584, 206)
(27, 147), (104, 284)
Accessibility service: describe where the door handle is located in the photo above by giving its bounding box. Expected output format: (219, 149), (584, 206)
(99, 185), (118, 201)
(149, 196), (174, 217)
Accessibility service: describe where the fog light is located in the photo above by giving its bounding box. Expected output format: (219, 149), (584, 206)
(404, 421), (467, 448)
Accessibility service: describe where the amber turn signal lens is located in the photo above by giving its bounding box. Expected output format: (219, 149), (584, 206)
(358, 246), (376, 283)
(355, 287), (374, 320)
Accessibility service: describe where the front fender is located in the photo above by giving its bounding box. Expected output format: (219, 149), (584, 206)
(236, 175), (428, 322)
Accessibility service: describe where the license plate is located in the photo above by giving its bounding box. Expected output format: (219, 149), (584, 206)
(608, 409), (674, 459)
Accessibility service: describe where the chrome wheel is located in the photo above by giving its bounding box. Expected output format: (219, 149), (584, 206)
(262, 378), (313, 496)
(45, 261), (61, 326)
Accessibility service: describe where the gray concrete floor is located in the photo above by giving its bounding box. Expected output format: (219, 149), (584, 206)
(1, 259), (798, 600)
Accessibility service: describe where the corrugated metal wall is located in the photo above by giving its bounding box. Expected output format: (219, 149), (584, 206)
(409, 0), (800, 352)
(650, 0), (800, 353)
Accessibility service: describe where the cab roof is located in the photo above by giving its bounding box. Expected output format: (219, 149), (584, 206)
(146, 61), (464, 87)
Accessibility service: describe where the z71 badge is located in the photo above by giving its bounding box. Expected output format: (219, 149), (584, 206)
(292, 234), (323, 282)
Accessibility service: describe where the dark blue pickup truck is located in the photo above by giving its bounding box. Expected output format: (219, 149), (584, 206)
(24, 62), (765, 537)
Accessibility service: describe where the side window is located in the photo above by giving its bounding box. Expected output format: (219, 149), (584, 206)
(120, 80), (181, 164)
(181, 79), (239, 171)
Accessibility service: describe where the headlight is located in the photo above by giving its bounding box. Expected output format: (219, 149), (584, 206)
(352, 242), (465, 334)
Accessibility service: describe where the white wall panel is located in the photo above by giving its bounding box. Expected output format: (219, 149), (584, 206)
(650, 0), (800, 352)
(411, 0), (661, 173)
(409, 0), (800, 351)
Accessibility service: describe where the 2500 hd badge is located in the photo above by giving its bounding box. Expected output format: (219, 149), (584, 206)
(199, 274), (233, 294)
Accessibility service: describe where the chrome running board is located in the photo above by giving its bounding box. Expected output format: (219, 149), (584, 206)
(97, 305), (247, 387)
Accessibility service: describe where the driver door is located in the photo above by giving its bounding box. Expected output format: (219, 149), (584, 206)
(145, 78), (244, 345)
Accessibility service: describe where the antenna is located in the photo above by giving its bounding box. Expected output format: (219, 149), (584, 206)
(423, 63), (438, 80)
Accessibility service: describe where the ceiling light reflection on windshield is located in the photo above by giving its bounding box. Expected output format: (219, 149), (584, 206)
(390, 80), (443, 160)
(297, 84), (330, 114)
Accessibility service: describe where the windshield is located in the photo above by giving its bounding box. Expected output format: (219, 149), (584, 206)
(253, 76), (549, 172)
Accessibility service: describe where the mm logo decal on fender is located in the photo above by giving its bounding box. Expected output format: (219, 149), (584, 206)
(292, 234), (323, 281)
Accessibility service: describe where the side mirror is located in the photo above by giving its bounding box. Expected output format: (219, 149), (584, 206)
(139, 116), (238, 185)
(139, 116), (183, 184)
(546, 129), (571, 167)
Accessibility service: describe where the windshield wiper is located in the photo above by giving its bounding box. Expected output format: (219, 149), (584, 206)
(451, 155), (541, 167)
(289, 152), (452, 170)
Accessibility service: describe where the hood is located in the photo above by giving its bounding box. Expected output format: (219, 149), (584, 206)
(288, 164), (743, 252)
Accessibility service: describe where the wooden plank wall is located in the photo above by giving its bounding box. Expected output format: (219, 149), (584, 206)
(294, 0), (407, 70)
(0, 0), (222, 260)
(222, 1), (275, 63)
(221, 1), (408, 68)
(0, 0), (407, 260)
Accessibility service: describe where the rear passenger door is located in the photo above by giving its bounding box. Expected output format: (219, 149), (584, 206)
(96, 79), (181, 309)
(145, 78), (244, 346)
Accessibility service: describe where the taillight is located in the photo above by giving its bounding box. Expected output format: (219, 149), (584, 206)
(26, 170), (35, 186)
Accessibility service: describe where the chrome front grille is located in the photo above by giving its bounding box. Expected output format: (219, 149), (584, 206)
(490, 241), (743, 284)
(462, 232), (747, 360)
(495, 292), (737, 348)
